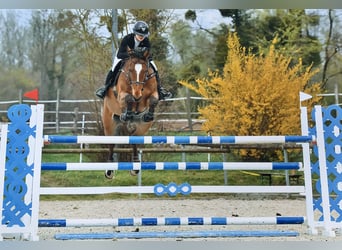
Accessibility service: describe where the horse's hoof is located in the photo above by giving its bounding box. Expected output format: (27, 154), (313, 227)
(130, 170), (140, 176)
(120, 113), (127, 122)
(127, 123), (137, 134)
(105, 170), (115, 179)
(143, 113), (154, 122)
(120, 112), (133, 122)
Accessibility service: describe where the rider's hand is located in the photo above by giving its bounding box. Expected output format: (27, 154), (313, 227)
(128, 50), (135, 56)
(134, 47), (147, 58)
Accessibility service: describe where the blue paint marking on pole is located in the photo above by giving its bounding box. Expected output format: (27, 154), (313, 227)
(272, 162), (301, 170)
(163, 162), (180, 170)
(276, 217), (305, 224)
(151, 136), (168, 144)
(41, 163), (67, 171)
(38, 219), (67, 227)
(47, 135), (78, 143)
(285, 135), (313, 142)
(141, 218), (158, 226)
(118, 218), (134, 226)
(188, 217), (204, 225)
(165, 218), (180, 225)
(211, 217), (227, 225)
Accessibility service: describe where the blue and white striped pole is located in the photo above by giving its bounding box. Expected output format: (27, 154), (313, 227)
(41, 161), (302, 171)
(44, 135), (314, 145)
(39, 216), (305, 227)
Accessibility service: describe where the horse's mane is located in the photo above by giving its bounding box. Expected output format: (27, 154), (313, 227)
(127, 47), (150, 61)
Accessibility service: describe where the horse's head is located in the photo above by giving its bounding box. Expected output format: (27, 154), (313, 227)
(121, 47), (155, 101)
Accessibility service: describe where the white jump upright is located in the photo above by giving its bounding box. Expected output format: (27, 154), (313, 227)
(0, 124), (8, 240)
(0, 104), (45, 241)
(309, 105), (342, 237)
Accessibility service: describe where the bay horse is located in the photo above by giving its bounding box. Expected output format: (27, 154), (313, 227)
(102, 47), (159, 178)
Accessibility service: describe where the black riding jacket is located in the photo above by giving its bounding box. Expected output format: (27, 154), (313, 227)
(117, 33), (152, 60)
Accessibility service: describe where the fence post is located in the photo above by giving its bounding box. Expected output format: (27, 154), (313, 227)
(284, 149), (289, 186)
(19, 89), (23, 104)
(334, 83), (339, 104)
(73, 107), (79, 134)
(185, 88), (193, 132)
(56, 89), (60, 133)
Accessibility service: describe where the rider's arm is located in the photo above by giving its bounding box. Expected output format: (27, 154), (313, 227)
(117, 35), (132, 59)
(139, 38), (152, 60)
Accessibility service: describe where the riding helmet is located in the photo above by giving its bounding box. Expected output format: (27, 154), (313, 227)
(133, 21), (150, 38)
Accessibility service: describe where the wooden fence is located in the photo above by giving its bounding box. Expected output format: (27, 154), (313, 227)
(2, 89), (338, 135)
(0, 93), (205, 134)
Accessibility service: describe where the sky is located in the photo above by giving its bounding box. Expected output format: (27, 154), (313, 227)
(174, 9), (230, 29)
(0, 9), (229, 29)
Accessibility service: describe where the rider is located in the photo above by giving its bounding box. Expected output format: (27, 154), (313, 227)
(95, 21), (173, 100)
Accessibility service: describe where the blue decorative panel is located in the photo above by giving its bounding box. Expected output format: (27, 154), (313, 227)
(2, 104), (36, 227)
(310, 105), (342, 222)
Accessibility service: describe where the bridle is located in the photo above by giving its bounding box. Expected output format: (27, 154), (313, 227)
(120, 57), (156, 86)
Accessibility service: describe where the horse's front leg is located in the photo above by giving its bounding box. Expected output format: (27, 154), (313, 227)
(120, 94), (135, 122)
(143, 96), (159, 122)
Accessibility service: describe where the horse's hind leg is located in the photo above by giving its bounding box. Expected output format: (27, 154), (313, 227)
(103, 100), (117, 179)
(105, 144), (116, 179)
(130, 144), (140, 176)
(104, 120), (123, 179)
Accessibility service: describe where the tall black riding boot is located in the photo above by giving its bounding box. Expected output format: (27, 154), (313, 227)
(155, 72), (172, 100)
(95, 70), (116, 99)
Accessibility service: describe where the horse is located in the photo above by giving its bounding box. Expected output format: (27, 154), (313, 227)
(102, 47), (159, 179)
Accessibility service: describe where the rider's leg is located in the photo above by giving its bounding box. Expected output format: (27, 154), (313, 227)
(95, 70), (115, 99)
(95, 59), (121, 99)
(150, 60), (173, 100)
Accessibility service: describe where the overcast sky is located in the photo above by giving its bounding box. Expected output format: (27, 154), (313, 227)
(174, 9), (230, 29)
(0, 9), (229, 29)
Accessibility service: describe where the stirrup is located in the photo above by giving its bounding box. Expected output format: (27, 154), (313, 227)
(95, 87), (106, 99)
(160, 89), (173, 100)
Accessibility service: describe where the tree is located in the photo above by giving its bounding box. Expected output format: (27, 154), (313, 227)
(179, 32), (322, 161)
(253, 9), (322, 69)
(218, 9), (255, 50)
(168, 20), (216, 126)
(29, 10), (77, 101)
(0, 10), (31, 69)
(0, 66), (36, 101)
(320, 9), (342, 101)
(0, 10), (38, 101)
(61, 9), (112, 133)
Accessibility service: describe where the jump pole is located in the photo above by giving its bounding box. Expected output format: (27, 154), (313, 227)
(44, 135), (314, 145)
(40, 185), (305, 195)
(39, 216), (305, 227)
(41, 161), (302, 171)
(54, 230), (300, 240)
